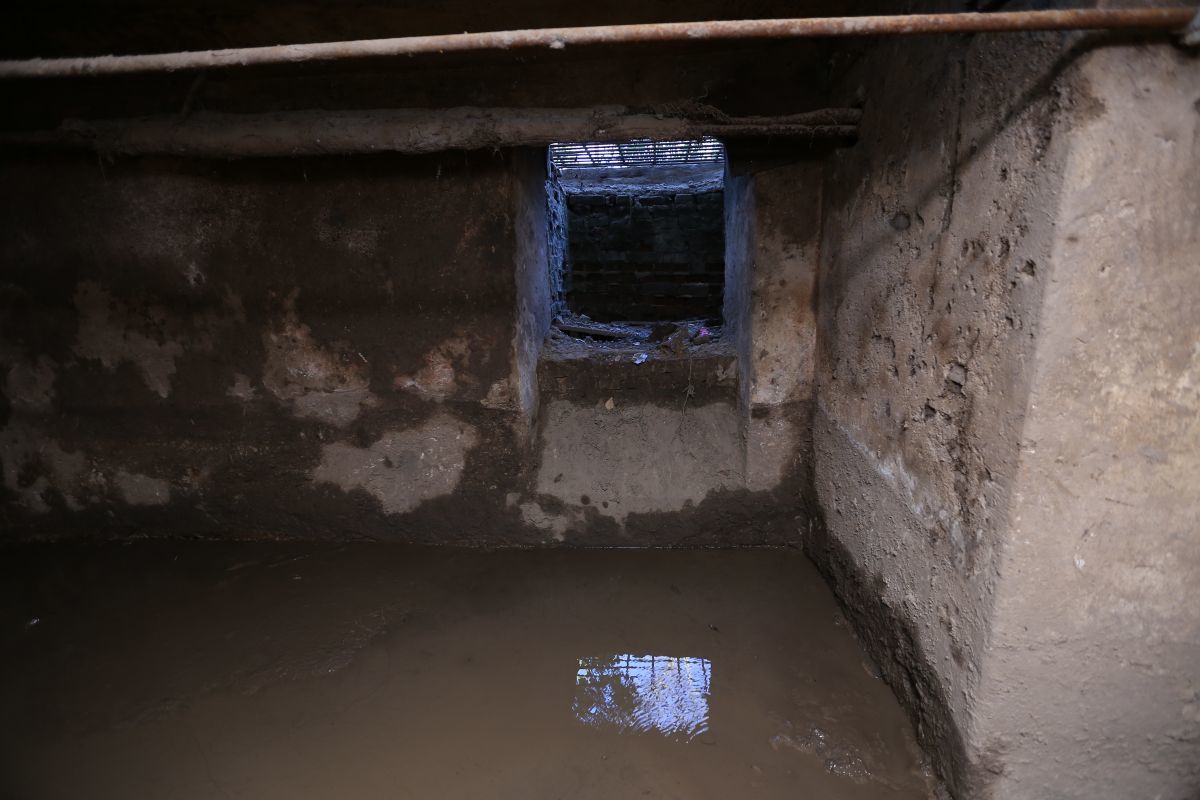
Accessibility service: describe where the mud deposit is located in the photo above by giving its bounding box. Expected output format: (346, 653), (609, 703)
(0, 545), (935, 799)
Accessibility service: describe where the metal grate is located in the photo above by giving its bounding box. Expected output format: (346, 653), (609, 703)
(550, 137), (725, 169)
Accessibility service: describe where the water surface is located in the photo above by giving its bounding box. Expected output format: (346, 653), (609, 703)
(0, 544), (936, 799)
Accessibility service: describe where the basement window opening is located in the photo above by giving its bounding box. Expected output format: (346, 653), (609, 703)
(544, 137), (729, 354)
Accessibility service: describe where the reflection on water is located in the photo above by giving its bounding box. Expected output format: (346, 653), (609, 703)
(573, 654), (711, 741)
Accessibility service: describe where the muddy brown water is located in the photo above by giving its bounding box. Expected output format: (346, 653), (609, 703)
(0, 544), (936, 799)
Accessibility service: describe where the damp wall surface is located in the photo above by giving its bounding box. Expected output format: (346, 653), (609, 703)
(0, 0), (846, 547)
(0, 145), (823, 546)
(516, 158), (825, 545)
(725, 162), (823, 496)
(808, 27), (1200, 800)
(0, 152), (534, 542)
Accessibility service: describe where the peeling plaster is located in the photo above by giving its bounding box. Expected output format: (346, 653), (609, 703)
(517, 500), (583, 542)
(481, 376), (517, 410)
(73, 281), (243, 399)
(749, 234), (817, 406)
(262, 290), (378, 427)
(393, 335), (475, 403)
(311, 412), (479, 515)
(819, 398), (960, 545)
(1, 422), (174, 513)
(534, 399), (743, 529)
(113, 470), (171, 506)
(743, 410), (801, 493)
(226, 373), (258, 401)
(5, 355), (57, 412)
(0, 420), (88, 513)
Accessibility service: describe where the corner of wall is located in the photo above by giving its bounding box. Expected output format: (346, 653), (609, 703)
(971, 43), (1200, 800)
(511, 148), (555, 440)
(803, 27), (1084, 797)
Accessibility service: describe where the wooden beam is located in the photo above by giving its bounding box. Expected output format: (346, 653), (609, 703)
(0, 106), (860, 159)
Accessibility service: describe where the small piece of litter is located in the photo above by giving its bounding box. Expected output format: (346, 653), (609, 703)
(604, 397), (615, 411)
(661, 327), (690, 354)
(633, 353), (648, 364)
(26, 617), (40, 628)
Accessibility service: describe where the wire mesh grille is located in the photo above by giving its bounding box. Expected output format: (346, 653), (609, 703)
(550, 137), (725, 169)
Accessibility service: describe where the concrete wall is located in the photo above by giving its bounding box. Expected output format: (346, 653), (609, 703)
(0, 0), (847, 547)
(0, 144), (826, 547)
(971, 44), (1200, 800)
(545, 167), (568, 319)
(6, 3), (1196, 792)
(724, 162), (822, 496)
(809, 27), (1200, 800)
(512, 149), (555, 425)
(723, 172), (755, 411)
(737, 163), (822, 412)
(0, 152), (538, 542)
(512, 156), (826, 545)
(809, 29), (1066, 793)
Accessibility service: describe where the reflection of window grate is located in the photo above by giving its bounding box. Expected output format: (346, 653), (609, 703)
(573, 654), (712, 741)
(550, 137), (725, 169)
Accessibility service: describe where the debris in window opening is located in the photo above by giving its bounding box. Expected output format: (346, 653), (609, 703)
(661, 326), (691, 355)
(544, 312), (728, 363)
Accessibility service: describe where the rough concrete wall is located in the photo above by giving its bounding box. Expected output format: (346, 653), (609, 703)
(741, 163), (821, 410)
(724, 173), (755, 411)
(811, 25), (1200, 799)
(1, 144), (824, 548)
(564, 191), (725, 322)
(522, 350), (812, 546)
(724, 163), (821, 495)
(808, 29), (1075, 796)
(0, 151), (542, 542)
(0, 0), (847, 548)
(531, 397), (744, 539)
(526, 157), (829, 546)
(512, 148), (555, 426)
(546, 167), (568, 318)
(971, 45), (1200, 800)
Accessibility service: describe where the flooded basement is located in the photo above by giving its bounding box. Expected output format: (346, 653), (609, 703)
(0, 544), (937, 799)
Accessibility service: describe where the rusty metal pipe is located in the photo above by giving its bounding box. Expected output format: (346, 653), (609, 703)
(0, 8), (1192, 80)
